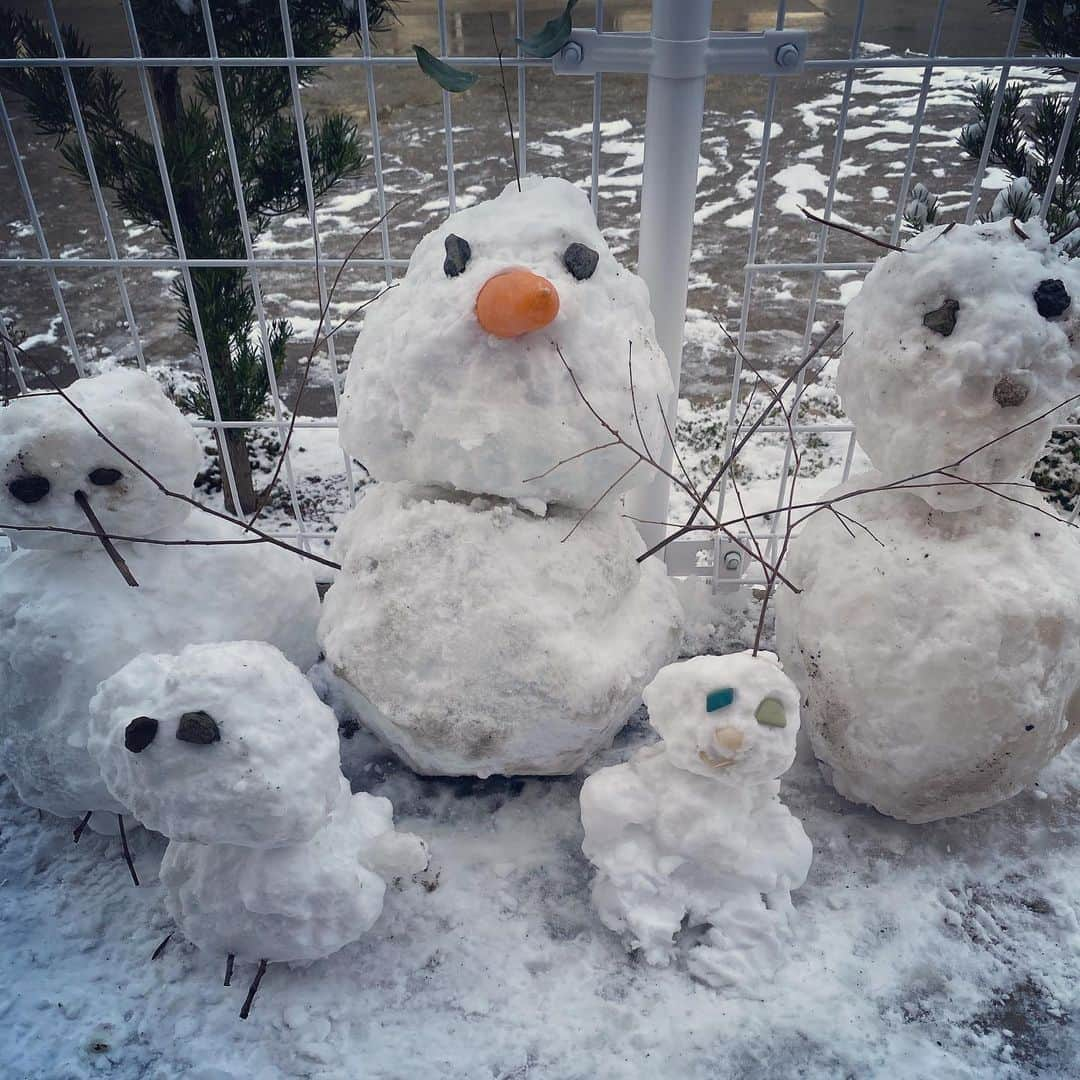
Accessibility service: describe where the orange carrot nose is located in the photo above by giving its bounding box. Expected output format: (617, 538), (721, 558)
(475, 268), (560, 339)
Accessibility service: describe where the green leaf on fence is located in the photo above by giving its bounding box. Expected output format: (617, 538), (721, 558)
(412, 44), (478, 93)
(516, 0), (580, 58)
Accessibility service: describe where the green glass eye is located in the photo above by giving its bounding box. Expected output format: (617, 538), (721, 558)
(706, 687), (735, 713)
(755, 698), (787, 728)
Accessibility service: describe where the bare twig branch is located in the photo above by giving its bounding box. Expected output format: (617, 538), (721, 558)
(800, 205), (905, 252)
(73, 491), (140, 586)
(490, 15), (521, 192)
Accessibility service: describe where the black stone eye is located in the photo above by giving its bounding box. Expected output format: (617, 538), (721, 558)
(176, 711), (221, 745)
(124, 716), (159, 754)
(1034, 278), (1070, 318)
(7, 474), (50, 504)
(443, 234), (471, 278)
(563, 242), (599, 281)
(88, 467), (122, 487)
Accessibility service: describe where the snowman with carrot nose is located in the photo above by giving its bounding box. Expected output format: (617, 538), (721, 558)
(319, 177), (682, 778)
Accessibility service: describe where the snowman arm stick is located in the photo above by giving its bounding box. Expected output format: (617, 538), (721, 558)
(4, 334), (342, 572)
(0, 523), (267, 546)
(246, 199), (408, 529)
(626, 344), (656, 466)
(522, 440), (622, 483)
(798, 205), (905, 253)
(72, 490), (140, 587)
(562, 460), (640, 543)
(550, 343), (720, 525)
(636, 321), (842, 564)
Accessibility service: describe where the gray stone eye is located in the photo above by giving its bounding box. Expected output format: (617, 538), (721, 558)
(444, 234), (471, 277)
(563, 243), (599, 281)
(89, 467), (123, 486)
(7, 475), (50, 504)
(176, 711), (221, 745)
(755, 698), (787, 728)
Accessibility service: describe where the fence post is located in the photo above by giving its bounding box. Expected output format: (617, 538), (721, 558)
(627, 0), (713, 554)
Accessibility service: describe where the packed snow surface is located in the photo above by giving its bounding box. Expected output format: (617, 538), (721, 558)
(89, 642), (342, 846)
(319, 482), (682, 777)
(777, 474), (1080, 823)
(0, 369), (201, 550)
(581, 652), (811, 987)
(161, 778), (428, 964)
(337, 177), (674, 511)
(839, 218), (1080, 511)
(0, 514), (321, 821)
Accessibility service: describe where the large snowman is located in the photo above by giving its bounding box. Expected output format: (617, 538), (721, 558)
(777, 217), (1080, 822)
(320, 177), (682, 777)
(0, 369), (322, 828)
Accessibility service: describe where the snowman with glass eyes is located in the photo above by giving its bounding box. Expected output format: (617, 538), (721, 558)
(0, 368), (321, 835)
(319, 177), (682, 777)
(580, 652), (812, 988)
(777, 217), (1080, 823)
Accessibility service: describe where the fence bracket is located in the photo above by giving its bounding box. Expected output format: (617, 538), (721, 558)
(663, 535), (747, 594)
(552, 29), (808, 79)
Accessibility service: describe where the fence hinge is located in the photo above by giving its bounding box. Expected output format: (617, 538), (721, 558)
(663, 535), (747, 594)
(552, 29), (808, 79)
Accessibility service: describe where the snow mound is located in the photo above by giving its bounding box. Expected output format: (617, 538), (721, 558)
(776, 473), (1080, 822)
(319, 482), (682, 776)
(581, 652), (811, 986)
(839, 218), (1080, 510)
(0, 369), (201, 550)
(0, 514), (320, 821)
(89, 642), (340, 846)
(337, 177), (674, 511)
(161, 782), (428, 963)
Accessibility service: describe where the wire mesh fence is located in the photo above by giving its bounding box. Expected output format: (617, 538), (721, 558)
(1, 0), (1077, 576)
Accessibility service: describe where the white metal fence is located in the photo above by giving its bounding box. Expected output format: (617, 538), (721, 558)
(1, 0), (1078, 584)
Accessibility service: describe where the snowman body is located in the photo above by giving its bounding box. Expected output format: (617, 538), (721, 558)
(778, 219), (1080, 822)
(0, 370), (321, 822)
(89, 641), (428, 964)
(321, 178), (681, 777)
(580, 653), (811, 987)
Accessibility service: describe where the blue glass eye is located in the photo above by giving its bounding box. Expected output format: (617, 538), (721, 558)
(705, 687), (735, 713)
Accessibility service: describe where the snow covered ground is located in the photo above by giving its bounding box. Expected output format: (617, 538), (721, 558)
(3, 653), (1079, 1079)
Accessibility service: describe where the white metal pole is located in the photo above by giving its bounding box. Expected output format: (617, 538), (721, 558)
(628, 0), (713, 553)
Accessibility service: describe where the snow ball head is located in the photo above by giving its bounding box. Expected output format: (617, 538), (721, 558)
(839, 218), (1080, 511)
(643, 652), (801, 782)
(318, 482), (682, 777)
(776, 474), (1080, 822)
(0, 369), (201, 549)
(89, 641), (343, 846)
(337, 177), (675, 511)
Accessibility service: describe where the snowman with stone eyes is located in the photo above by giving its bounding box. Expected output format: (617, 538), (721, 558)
(87, 640), (428, 1016)
(777, 216), (1080, 823)
(0, 368), (321, 841)
(580, 652), (812, 988)
(319, 177), (682, 778)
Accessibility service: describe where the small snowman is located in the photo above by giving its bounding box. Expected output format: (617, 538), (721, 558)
(580, 652), (812, 988)
(0, 369), (321, 835)
(778, 217), (1080, 822)
(320, 178), (682, 777)
(88, 640), (428, 1018)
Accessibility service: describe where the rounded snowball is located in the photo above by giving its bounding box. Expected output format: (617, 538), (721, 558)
(0, 516), (320, 821)
(161, 789), (427, 963)
(337, 177), (674, 511)
(0, 369), (202, 549)
(776, 473), (1080, 822)
(89, 641), (340, 845)
(642, 652), (801, 782)
(840, 218), (1080, 510)
(318, 482), (682, 776)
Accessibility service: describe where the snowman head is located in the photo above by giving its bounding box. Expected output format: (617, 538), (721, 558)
(0, 369), (201, 551)
(88, 641), (344, 847)
(337, 176), (674, 511)
(839, 218), (1080, 511)
(642, 652), (801, 782)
